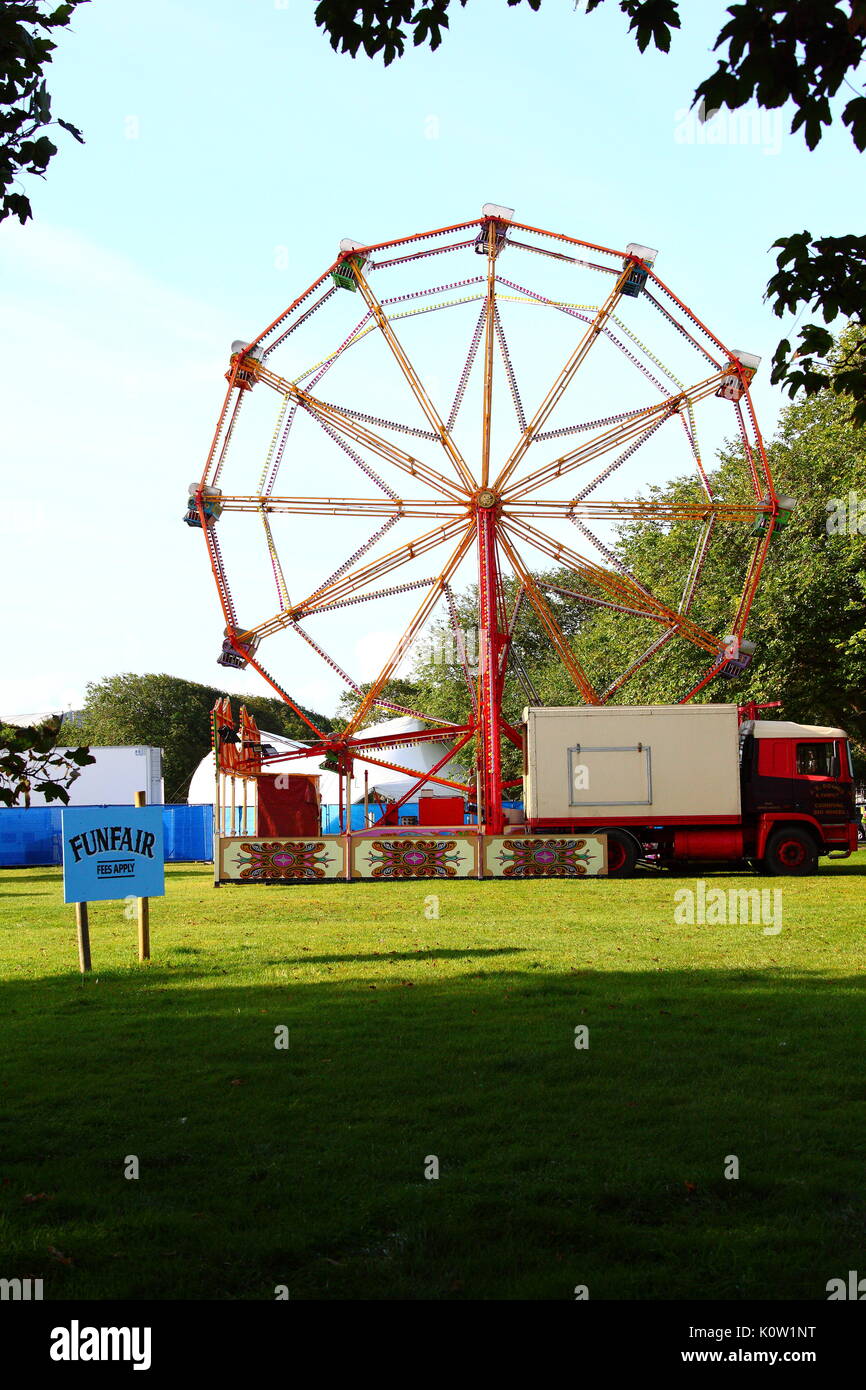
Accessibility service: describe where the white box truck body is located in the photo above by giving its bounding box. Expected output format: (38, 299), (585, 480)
(24, 746), (164, 807)
(524, 704), (741, 823)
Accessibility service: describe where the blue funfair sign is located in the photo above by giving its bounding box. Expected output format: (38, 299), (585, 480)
(62, 807), (165, 905)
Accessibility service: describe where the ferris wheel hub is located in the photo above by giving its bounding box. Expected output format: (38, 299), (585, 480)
(475, 489), (499, 510)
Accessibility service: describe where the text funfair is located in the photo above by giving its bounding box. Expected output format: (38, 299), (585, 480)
(67, 825), (156, 862)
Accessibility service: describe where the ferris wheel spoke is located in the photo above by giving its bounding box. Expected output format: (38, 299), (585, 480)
(351, 261), (477, 493)
(572, 415), (669, 502)
(260, 395), (300, 498)
(734, 395), (775, 501)
(341, 524), (476, 737)
(202, 519), (238, 631)
(679, 517), (716, 616)
(493, 259), (636, 494)
(503, 499), (765, 523)
(493, 303), (527, 435)
(447, 302), (487, 434)
(599, 630), (680, 703)
(300, 518), (472, 619)
(259, 507), (291, 610)
(352, 743), (473, 797)
(218, 495), (466, 518)
(678, 407), (714, 503)
(244, 264), (341, 362)
(306, 515), (402, 605)
(503, 363), (740, 500)
(496, 527), (600, 704)
(537, 580), (666, 622)
(201, 378), (242, 490)
(260, 285), (339, 363)
(311, 399), (440, 442)
(312, 576), (437, 615)
(731, 526), (776, 635)
(283, 618), (461, 732)
(569, 515), (650, 593)
(302, 398), (464, 498)
(741, 392), (773, 497)
(246, 358), (464, 499)
(502, 516), (722, 655)
(444, 581), (479, 716)
(242, 517), (470, 642)
(305, 518), (474, 621)
(239, 647), (331, 742)
(502, 515), (660, 617)
(643, 283), (727, 368)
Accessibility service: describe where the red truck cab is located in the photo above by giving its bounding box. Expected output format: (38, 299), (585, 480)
(739, 719), (858, 872)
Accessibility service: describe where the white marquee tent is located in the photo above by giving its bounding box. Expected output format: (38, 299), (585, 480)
(187, 715), (466, 811)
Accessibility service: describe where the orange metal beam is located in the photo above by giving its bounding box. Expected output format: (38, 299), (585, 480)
(493, 259), (634, 493)
(502, 499), (764, 523)
(502, 515), (722, 655)
(341, 525), (476, 737)
(247, 360), (465, 500)
(248, 517), (472, 640)
(502, 366), (737, 500)
(497, 527), (600, 705)
(352, 261), (476, 493)
(218, 495), (468, 519)
(358, 747), (472, 796)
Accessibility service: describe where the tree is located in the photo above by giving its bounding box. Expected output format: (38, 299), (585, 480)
(0, 716), (94, 807)
(75, 673), (333, 804)
(313, 0), (866, 420)
(1, 1), (87, 225)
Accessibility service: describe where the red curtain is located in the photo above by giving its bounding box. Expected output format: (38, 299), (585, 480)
(257, 776), (320, 837)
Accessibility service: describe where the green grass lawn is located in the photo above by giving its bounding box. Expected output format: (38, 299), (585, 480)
(1, 856), (865, 1301)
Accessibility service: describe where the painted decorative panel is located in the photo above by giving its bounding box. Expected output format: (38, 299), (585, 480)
(220, 837), (344, 881)
(484, 835), (607, 878)
(352, 835), (477, 880)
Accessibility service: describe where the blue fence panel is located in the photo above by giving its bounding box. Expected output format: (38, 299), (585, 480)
(0, 807), (63, 867)
(0, 805), (214, 867)
(163, 805), (212, 862)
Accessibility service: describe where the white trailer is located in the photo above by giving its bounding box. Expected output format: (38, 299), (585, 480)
(524, 704), (742, 823)
(24, 746), (164, 807)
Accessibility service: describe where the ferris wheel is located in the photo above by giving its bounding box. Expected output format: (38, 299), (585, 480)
(187, 205), (787, 835)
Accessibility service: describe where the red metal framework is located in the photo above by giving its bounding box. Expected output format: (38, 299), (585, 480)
(188, 209), (783, 833)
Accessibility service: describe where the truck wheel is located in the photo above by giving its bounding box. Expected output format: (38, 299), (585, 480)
(763, 827), (819, 876)
(603, 829), (640, 878)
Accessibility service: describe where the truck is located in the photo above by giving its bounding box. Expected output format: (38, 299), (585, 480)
(522, 704), (859, 876)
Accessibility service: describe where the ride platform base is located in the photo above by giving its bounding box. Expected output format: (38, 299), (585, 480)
(216, 831), (608, 882)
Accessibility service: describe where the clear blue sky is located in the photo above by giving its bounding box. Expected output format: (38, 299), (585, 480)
(1, 0), (862, 720)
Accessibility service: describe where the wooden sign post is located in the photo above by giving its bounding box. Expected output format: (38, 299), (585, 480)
(75, 902), (92, 974)
(134, 790), (151, 962)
